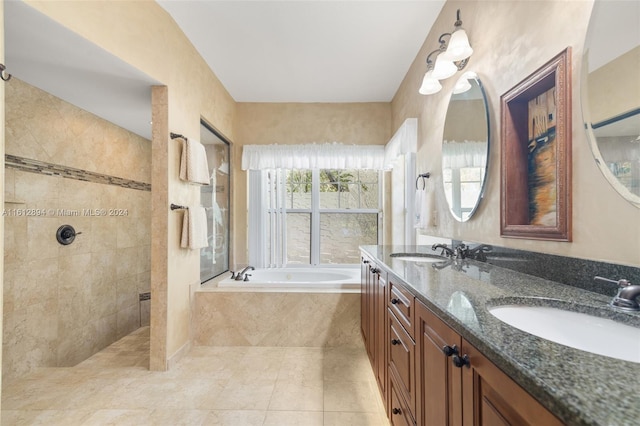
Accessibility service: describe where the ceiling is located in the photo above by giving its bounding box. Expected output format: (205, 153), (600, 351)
(157, 0), (445, 103)
(4, 0), (445, 141)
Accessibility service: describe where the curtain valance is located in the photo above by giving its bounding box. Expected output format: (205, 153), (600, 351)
(241, 142), (385, 170)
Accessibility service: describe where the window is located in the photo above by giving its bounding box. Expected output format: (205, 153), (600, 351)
(251, 168), (380, 267)
(443, 166), (485, 221)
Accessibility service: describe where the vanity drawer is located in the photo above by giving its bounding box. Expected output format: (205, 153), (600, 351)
(389, 279), (414, 338)
(388, 308), (416, 417)
(390, 372), (416, 426)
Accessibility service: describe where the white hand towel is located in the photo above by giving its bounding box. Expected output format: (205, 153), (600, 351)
(414, 188), (436, 229)
(179, 139), (211, 185)
(414, 188), (426, 229)
(180, 206), (209, 249)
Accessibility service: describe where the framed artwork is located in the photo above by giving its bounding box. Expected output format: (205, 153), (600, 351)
(500, 48), (572, 241)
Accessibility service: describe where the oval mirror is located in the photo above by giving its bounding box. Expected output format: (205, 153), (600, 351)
(442, 72), (490, 221)
(582, 0), (640, 207)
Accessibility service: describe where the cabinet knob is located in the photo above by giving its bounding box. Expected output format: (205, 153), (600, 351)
(391, 298), (401, 305)
(442, 345), (458, 357)
(392, 408), (401, 415)
(363, 260), (370, 264)
(391, 339), (401, 345)
(452, 354), (470, 368)
(370, 267), (380, 274)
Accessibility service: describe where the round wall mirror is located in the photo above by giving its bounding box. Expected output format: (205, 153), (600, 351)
(582, 0), (640, 207)
(442, 72), (490, 221)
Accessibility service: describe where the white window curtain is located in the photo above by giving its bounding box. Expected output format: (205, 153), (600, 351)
(248, 169), (287, 268)
(442, 140), (487, 169)
(241, 143), (385, 170)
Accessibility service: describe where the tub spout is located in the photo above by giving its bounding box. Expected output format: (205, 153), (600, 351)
(235, 265), (255, 281)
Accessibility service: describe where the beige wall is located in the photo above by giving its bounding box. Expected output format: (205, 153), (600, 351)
(22, 0), (237, 368)
(393, 0), (640, 267)
(3, 79), (151, 383)
(233, 102), (391, 265)
(0, 0), (5, 401)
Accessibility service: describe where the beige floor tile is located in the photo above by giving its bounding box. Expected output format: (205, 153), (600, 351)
(79, 409), (154, 425)
(1, 409), (94, 426)
(323, 380), (382, 413)
(268, 379), (324, 411)
(2, 327), (389, 425)
(322, 347), (376, 383)
(205, 410), (267, 425)
(324, 411), (390, 426)
(210, 378), (277, 410)
(263, 410), (324, 426)
(147, 409), (212, 425)
(278, 348), (325, 381)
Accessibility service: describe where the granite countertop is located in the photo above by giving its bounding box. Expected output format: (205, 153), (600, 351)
(361, 245), (640, 426)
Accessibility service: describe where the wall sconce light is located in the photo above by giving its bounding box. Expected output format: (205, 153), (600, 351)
(418, 9), (473, 95)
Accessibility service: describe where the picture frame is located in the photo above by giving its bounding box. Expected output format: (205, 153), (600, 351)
(500, 48), (572, 241)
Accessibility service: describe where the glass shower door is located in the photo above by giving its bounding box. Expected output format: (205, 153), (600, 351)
(200, 121), (230, 282)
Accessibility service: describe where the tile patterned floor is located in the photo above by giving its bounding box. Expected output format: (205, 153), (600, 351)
(2, 327), (389, 425)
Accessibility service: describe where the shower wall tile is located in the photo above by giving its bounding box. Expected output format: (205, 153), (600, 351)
(3, 79), (152, 383)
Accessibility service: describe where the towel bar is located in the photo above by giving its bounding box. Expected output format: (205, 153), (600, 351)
(170, 203), (188, 210)
(416, 172), (431, 190)
(170, 132), (186, 140)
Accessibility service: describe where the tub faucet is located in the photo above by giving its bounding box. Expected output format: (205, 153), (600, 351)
(235, 265), (255, 281)
(432, 243), (455, 258)
(596, 276), (640, 311)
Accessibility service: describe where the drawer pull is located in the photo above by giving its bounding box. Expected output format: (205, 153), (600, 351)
(392, 408), (401, 415)
(452, 353), (470, 368)
(370, 267), (380, 274)
(442, 345), (458, 357)
(391, 339), (401, 345)
(391, 298), (401, 305)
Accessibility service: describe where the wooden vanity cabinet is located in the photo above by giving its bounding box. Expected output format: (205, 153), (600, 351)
(361, 255), (563, 425)
(361, 255), (388, 409)
(416, 300), (563, 426)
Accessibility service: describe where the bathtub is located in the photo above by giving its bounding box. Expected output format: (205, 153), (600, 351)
(195, 266), (362, 346)
(210, 267), (360, 292)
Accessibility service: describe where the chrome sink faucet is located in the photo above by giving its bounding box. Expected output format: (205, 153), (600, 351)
(235, 265), (255, 281)
(595, 276), (640, 311)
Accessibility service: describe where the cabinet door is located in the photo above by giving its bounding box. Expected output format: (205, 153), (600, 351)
(460, 340), (564, 426)
(360, 256), (369, 346)
(375, 272), (388, 402)
(416, 301), (463, 426)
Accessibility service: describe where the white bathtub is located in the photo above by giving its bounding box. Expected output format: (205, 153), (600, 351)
(210, 267), (360, 292)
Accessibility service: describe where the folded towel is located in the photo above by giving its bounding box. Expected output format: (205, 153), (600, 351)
(179, 139), (210, 185)
(180, 206), (209, 249)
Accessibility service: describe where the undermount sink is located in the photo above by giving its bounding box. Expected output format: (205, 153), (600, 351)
(489, 304), (640, 363)
(390, 253), (445, 263)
